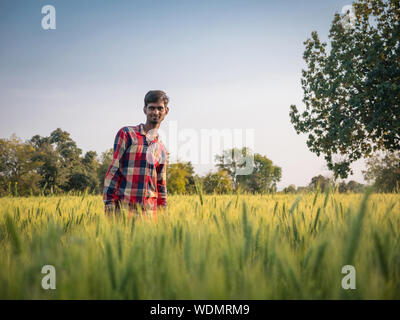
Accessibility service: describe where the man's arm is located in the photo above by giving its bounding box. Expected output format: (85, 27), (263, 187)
(103, 128), (127, 213)
(156, 151), (167, 208)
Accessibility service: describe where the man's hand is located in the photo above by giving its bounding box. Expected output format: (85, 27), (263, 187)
(105, 203), (115, 216)
(104, 200), (122, 216)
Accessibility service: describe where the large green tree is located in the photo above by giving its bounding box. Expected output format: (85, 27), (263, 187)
(290, 0), (400, 178)
(28, 133), (69, 193)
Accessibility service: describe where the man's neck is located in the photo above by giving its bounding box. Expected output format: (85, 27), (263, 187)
(143, 122), (160, 134)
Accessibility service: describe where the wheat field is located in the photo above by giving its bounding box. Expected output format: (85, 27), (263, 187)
(0, 190), (399, 299)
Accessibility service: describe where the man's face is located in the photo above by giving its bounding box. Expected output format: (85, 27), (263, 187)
(144, 100), (169, 125)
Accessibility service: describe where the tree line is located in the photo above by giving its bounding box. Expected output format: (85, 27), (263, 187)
(0, 129), (108, 196)
(1, 129), (398, 197)
(0, 131), (282, 196)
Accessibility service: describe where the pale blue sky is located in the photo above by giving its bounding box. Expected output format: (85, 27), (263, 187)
(0, 0), (366, 189)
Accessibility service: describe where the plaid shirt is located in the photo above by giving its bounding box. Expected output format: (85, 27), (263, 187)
(103, 123), (167, 212)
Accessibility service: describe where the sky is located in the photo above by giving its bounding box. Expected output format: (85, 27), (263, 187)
(0, 0), (367, 189)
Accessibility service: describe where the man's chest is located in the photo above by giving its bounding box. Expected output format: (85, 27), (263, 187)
(125, 133), (165, 167)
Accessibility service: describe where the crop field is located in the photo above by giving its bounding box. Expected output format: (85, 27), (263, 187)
(0, 190), (399, 299)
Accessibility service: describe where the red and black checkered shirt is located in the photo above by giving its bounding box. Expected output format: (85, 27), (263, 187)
(103, 123), (167, 212)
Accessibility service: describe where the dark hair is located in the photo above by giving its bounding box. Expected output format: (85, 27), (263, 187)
(144, 90), (169, 107)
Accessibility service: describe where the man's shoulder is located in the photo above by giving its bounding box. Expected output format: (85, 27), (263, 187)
(119, 125), (140, 133)
(117, 125), (142, 139)
(115, 126), (141, 148)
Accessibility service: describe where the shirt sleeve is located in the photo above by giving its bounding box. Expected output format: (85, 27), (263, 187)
(103, 128), (127, 210)
(156, 149), (167, 207)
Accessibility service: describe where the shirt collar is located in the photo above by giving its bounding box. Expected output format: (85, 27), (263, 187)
(138, 123), (159, 141)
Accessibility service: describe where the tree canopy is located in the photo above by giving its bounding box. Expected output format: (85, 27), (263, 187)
(290, 0), (400, 178)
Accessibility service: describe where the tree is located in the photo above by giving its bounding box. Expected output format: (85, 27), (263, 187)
(1, 129), (112, 196)
(28, 134), (69, 194)
(97, 148), (113, 193)
(183, 162), (197, 194)
(290, 0), (400, 179)
(167, 161), (196, 194)
(338, 180), (365, 193)
(49, 128), (82, 171)
(202, 170), (233, 194)
(79, 150), (100, 193)
(346, 180), (365, 193)
(67, 172), (98, 192)
(296, 186), (311, 193)
(28, 129), (99, 194)
(308, 175), (332, 192)
(236, 153), (281, 194)
(363, 151), (400, 192)
(283, 184), (296, 194)
(0, 134), (43, 196)
(82, 151), (99, 172)
(215, 147), (253, 191)
(216, 147), (281, 193)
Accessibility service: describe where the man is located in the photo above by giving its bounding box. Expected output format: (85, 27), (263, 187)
(103, 90), (169, 218)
